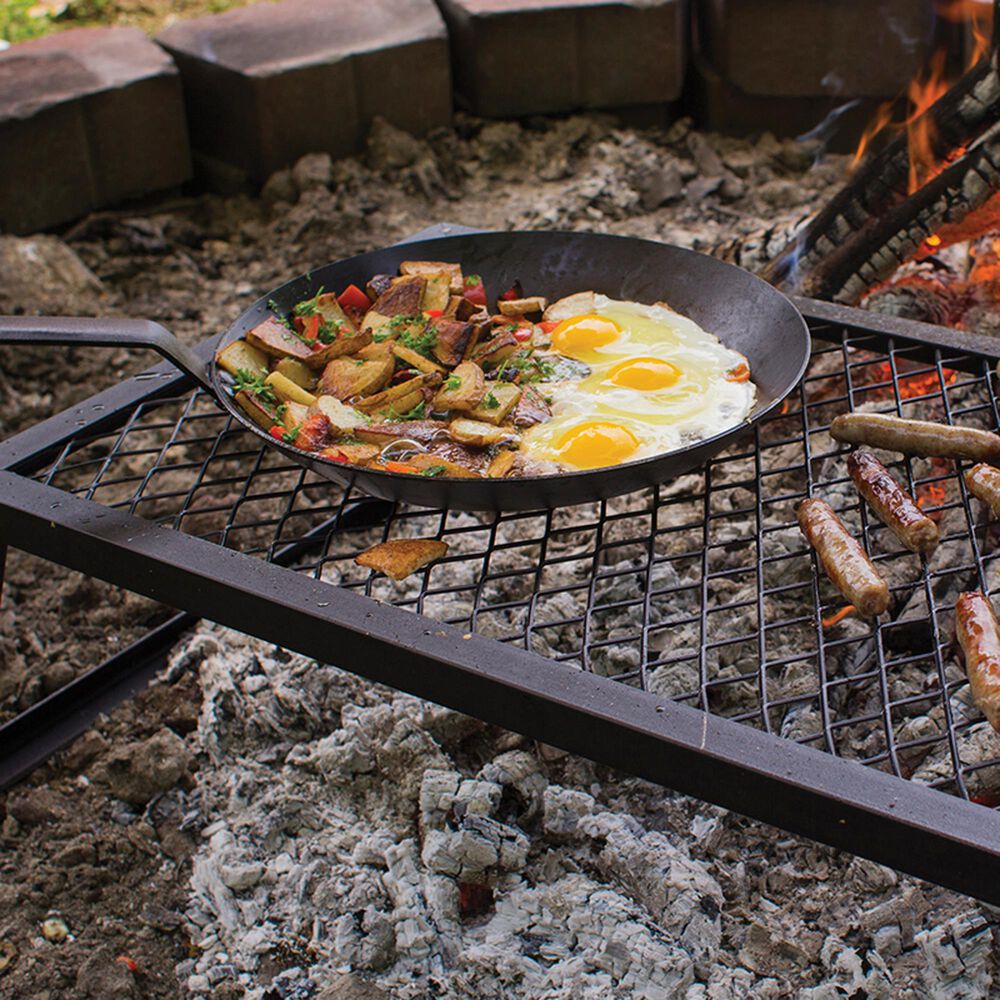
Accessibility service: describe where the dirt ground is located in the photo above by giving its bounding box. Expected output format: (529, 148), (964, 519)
(1, 112), (955, 998)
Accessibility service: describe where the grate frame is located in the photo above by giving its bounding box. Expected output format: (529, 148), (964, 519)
(4, 232), (1000, 898)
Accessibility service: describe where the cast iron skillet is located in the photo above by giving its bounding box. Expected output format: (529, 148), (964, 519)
(0, 231), (810, 511)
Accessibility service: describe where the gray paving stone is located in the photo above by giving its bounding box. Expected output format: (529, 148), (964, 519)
(0, 27), (191, 235)
(437, 0), (685, 118)
(697, 0), (935, 99)
(156, 0), (451, 185)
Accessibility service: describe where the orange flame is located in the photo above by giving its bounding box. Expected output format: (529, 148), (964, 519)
(906, 50), (951, 193)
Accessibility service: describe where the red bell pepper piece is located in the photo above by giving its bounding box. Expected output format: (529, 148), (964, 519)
(512, 327), (533, 342)
(321, 447), (349, 463)
(338, 284), (371, 311)
(463, 276), (487, 306)
(382, 460), (419, 475)
(269, 425), (286, 440)
(424, 308), (444, 318)
(303, 314), (320, 341)
(537, 320), (559, 334)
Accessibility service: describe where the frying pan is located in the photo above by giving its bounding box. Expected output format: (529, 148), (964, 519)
(0, 230), (810, 511)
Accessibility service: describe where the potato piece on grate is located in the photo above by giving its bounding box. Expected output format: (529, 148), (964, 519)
(265, 371), (316, 406)
(498, 296), (547, 317)
(318, 356), (393, 400)
(392, 342), (448, 375)
(449, 417), (519, 448)
(433, 361), (486, 411)
(355, 538), (449, 581)
(275, 357), (318, 390)
(400, 260), (464, 292)
(468, 383), (521, 424)
(313, 395), (368, 434)
(217, 338), (269, 377)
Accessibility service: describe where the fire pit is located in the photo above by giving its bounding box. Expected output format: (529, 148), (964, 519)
(4, 227), (1000, 907)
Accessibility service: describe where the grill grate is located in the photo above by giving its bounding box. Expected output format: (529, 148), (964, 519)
(28, 318), (1000, 805)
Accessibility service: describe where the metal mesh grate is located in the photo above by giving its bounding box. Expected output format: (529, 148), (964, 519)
(33, 320), (1000, 803)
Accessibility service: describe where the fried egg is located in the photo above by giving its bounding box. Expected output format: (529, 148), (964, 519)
(521, 295), (755, 471)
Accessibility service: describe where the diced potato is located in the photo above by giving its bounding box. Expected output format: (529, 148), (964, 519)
(318, 356), (393, 400)
(498, 296), (548, 317)
(245, 317), (313, 361)
(542, 291), (596, 322)
(443, 295), (480, 321)
(404, 452), (481, 478)
(468, 383), (521, 424)
(282, 400), (309, 430)
(313, 395), (369, 434)
(392, 342), (448, 375)
(366, 274), (394, 301)
(421, 274), (451, 312)
(472, 330), (519, 367)
(400, 260), (464, 292)
(265, 371), (316, 406)
(235, 389), (280, 430)
(354, 538), (449, 581)
(449, 418), (520, 448)
(433, 361), (485, 411)
(275, 357), (318, 390)
(361, 310), (394, 339)
(355, 374), (435, 412)
(356, 340), (394, 361)
(314, 292), (357, 332)
(487, 450), (517, 478)
(216, 338), (269, 377)
(301, 327), (373, 369)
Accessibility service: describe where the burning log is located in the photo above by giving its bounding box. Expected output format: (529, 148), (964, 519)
(764, 0), (1000, 303)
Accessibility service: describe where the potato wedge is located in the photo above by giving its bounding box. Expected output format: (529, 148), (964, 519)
(282, 400), (310, 430)
(322, 442), (381, 464)
(301, 327), (373, 370)
(449, 417), (520, 448)
(393, 342), (448, 375)
(246, 317), (313, 361)
(433, 361), (486, 411)
(498, 296), (548, 317)
(370, 390), (424, 422)
(403, 452), (481, 478)
(313, 292), (358, 332)
(487, 450), (517, 478)
(421, 274), (452, 312)
(354, 374), (435, 412)
(472, 330), (519, 367)
(468, 383), (521, 424)
(432, 319), (477, 367)
(318, 356), (393, 400)
(371, 275), (425, 317)
(313, 395), (369, 434)
(400, 260), (464, 292)
(275, 357), (318, 390)
(265, 371), (316, 406)
(235, 389), (281, 430)
(543, 291), (596, 322)
(356, 340), (394, 362)
(443, 295), (480, 321)
(355, 538), (449, 581)
(216, 339), (269, 377)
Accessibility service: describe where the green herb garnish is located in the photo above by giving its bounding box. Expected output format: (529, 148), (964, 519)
(444, 374), (462, 391)
(234, 368), (280, 407)
(399, 323), (438, 359)
(316, 318), (342, 344)
(483, 392), (500, 410)
(464, 274), (482, 287)
(282, 423), (302, 444)
(293, 287), (326, 317)
(387, 399), (427, 421)
(420, 465), (447, 477)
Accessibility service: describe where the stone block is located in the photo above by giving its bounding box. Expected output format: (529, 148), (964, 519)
(437, 0), (686, 118)
(696, 0), (935, 99)
(0, 28), (191, 235)
(156, 0), (451, 185)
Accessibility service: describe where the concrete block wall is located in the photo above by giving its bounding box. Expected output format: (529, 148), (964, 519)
(0, 0), (948, 234)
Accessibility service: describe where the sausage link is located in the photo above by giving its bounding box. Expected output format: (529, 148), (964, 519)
(955, 591), (1000, 734)
(965, 463), (1000, 518)
(830, 413), (1000, 462)
(847, 449), (939, 555)
(796, 497), (890, 618)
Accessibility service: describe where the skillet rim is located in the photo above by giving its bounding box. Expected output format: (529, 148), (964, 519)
(209, 230), (811, 505)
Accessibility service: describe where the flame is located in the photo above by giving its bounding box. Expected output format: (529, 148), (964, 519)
(866, 363), (959, 399)
(916, 457), (953, 521)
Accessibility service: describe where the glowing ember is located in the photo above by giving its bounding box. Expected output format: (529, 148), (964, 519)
(915, 457), (953, 521)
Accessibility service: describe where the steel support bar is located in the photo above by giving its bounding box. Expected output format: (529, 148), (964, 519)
(2, 472), (999, 901)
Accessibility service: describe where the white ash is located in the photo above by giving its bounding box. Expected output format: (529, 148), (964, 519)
(172, 624), (998, 998)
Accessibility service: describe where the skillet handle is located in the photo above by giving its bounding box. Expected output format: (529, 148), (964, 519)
(0, 315), (215, 394)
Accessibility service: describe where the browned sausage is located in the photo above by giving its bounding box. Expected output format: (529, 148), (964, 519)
(797, 498), (890, 618)
(830, 413), (1000, 462)
(965, 463), (1000, 518)
(955, 591), (1000, 734)
(847, 449), (939, 556)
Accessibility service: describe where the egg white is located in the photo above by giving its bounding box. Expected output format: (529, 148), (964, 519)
(521, 295), (756, 470)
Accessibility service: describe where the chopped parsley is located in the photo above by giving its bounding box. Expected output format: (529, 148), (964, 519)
(444, 374), (462, 391)
(234, 368), (280, 407)
(495, 351), (556, 383)
(388, 399), (427, 421)
(420, 464), (447, 478)
(282, 423), (302, 444)
(398, 323), (438, 359)
(372, 326), (394, 343)
(293, 288), (326, 316)
(483, 391), (500, 410)
(267, 300), (295, 331)
(464, 274), (482, 287)
(316, 318), (342, 344)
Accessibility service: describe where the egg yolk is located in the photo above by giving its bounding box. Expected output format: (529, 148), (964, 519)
(607, 356), (682, 391)
(557, 421), (639, 470)
(551, 314), (621, 357)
